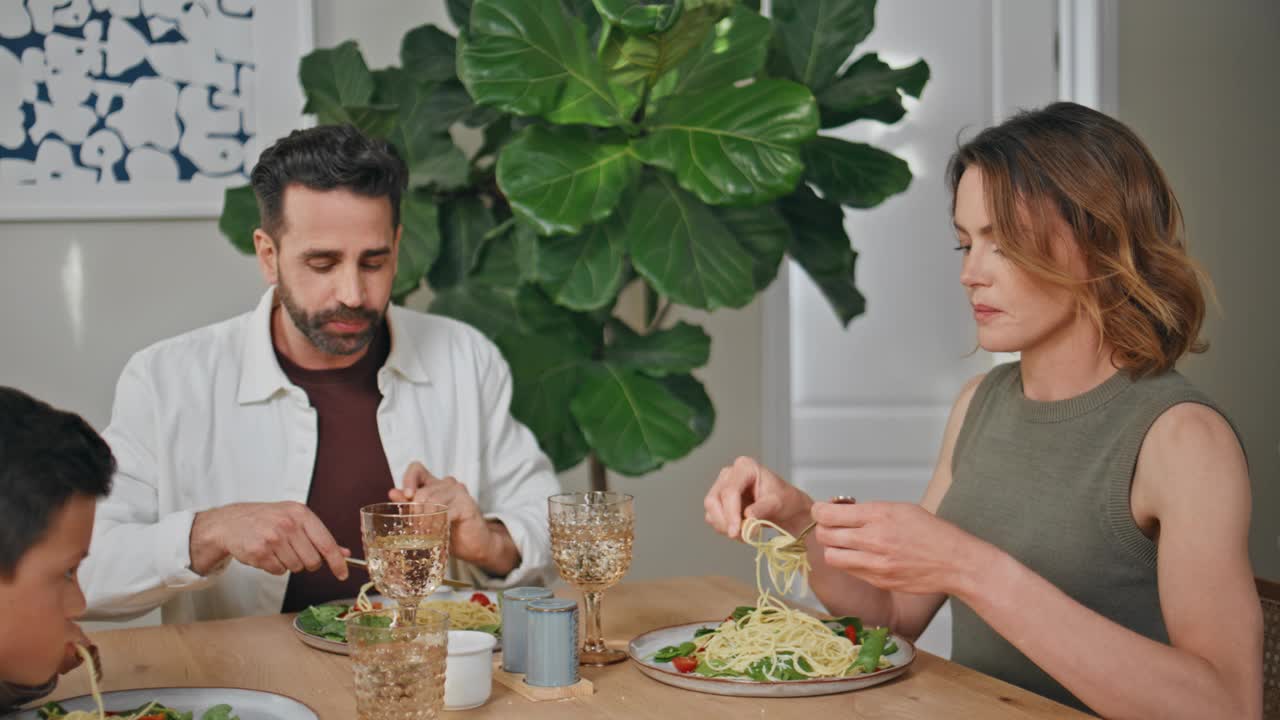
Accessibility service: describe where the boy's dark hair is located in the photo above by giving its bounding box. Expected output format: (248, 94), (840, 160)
(250, 124), (409, 240)
(0, 387), (114, 577)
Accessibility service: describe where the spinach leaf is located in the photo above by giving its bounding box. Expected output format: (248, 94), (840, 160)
(653, 641), (696, 662)
(825, 615), (863, 637)
(200, 704), (240, 720)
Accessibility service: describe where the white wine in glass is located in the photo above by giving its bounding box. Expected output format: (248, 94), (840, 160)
(549, 491), (634, 665)
(360, 502), (449, 627)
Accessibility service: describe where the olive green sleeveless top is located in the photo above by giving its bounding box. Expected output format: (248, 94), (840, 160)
(935, 362), (1226, 714)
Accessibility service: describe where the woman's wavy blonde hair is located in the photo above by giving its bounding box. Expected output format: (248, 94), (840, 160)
(947, 102), (1209, 377)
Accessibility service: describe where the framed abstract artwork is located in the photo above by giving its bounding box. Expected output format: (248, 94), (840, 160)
(0, 0), (312, 219)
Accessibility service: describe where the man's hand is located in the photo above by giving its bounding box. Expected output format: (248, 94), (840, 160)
(391, 463), (519, 575)
(189, 502), (350, 579)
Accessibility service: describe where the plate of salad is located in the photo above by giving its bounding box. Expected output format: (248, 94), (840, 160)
(628, 606), (915, 698)
(4, 687), (317, 719)
(292, 590), (500, 655)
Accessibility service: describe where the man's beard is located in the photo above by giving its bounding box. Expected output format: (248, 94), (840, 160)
(277, 276), (384, 356)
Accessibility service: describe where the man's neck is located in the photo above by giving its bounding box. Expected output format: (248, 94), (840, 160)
(270, 304), (368, 371)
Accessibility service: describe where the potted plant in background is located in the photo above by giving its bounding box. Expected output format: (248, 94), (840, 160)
(218, 0), (929, 490)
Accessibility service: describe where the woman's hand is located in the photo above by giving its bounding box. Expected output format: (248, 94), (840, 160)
(704, 457), (814, 541)
(811, 500), (998, 598)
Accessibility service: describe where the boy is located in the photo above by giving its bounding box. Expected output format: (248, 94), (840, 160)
(0, 387), (114, 709)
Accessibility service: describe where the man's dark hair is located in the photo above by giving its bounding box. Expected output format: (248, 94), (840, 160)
(250, 124), (409, 239)
(0, 387), (114, 577)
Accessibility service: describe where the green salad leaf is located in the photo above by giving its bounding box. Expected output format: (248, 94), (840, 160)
(653, 641), (697, 662)
(296, 604), (352, 642)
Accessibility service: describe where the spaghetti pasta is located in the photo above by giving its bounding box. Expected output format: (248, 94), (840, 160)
(52, 645), (156, 720)
(688, 517), (890, 680)
(351, 581), (500, 630)
(419, 599), (501, 630)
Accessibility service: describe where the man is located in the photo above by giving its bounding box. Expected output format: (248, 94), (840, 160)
(80, 125), (560, 622)
(0, 387), (114, 709)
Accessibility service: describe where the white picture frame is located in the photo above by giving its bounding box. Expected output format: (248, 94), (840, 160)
(0, 0), (313, 220)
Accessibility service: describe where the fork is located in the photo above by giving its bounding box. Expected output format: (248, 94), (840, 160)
(778, 495), (857, 552)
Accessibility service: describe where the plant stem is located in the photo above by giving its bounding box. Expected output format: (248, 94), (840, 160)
(484, 216), (514, 240)
(589, 452), (608, 492)
(646, 299), (673, 332)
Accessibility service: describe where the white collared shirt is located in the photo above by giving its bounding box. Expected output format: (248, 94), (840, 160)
(81, 288), (561, 623)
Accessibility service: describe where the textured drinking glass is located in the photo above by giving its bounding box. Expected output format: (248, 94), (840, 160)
(548, 491), (634, 665)
(346, 607), (448, 720)
(360, 502), (450, 627)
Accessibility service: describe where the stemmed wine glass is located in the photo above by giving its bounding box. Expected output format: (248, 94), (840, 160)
(360, 502), (450, 627)
(548, 491), (635, 665)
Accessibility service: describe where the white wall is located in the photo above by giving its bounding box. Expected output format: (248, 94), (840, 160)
(1114, 0), (1280, 580)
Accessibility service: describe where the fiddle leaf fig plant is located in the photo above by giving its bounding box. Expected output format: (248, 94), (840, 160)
(218, 0), (929, 486)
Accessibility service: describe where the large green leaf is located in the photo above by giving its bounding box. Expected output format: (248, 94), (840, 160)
(658, 372), (713, 443)
(514, 222), (550, 284)
(714, 203), (789, 290)
(393, 191), (442, 299)
(371, 68), (408, 105)
(634, 79), (818, 206)
(448, 0), (473, 31)
(430, 283), (595, 348)
(779, 185), (865, 326)
(429, 283), (520, 339)
(600, 2), (724, 86)
(768, 0), (875, 91)
(517, 286), (600, 350)
(401, 25), (458, 83)
(428, 196), (495, 289)
(802, 137), (911, 209)
(497, 125), (641, 236)
(626, 174), (755, 310)
(471, 226), (523, 287)
(459, 0), (633, 126)
(344, 105), (400, 138)
(528, 216), (629, 311)
(605, 321), (710, 376)
(299, 41), (374, 122)
(391, 82), (470, 189)
(219, 185), (259, 254)
(817, 54), (929, 128)
(496, 333), (591, 471)
(651, 5), (771, 99)
(570, 364), (705, 475)
(593, 0), (682, 34)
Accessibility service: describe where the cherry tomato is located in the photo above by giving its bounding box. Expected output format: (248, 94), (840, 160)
(844, 625), (859, 644)
(470, 592), (492, 607)
(672, 655), (698, 673)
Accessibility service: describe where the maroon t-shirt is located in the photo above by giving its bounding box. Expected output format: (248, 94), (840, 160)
(278, 323), (394, 613)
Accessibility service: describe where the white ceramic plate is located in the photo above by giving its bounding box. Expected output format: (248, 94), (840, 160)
(292, 590), (500, 656)
(628, 621), (915, 698)
(3, 686), (318, 719)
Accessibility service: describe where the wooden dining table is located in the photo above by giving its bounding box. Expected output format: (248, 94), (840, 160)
(37, 575), (1089, 719)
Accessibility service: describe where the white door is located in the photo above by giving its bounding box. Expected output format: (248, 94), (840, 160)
(768, 0), (1060, 658)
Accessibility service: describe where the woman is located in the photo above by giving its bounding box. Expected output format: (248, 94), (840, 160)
(704, 102), (1261, 718)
